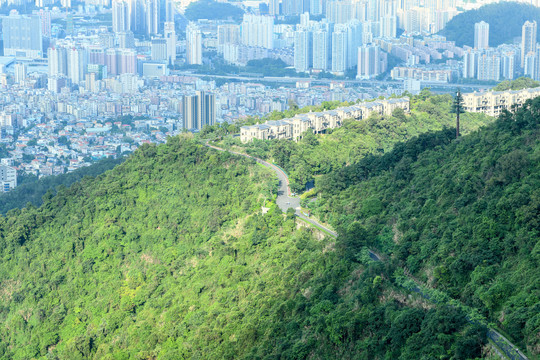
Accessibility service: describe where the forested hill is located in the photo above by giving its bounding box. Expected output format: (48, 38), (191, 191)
(313, 98), (540, 356)
(1, 135), (492, 359)
(439, 2), (540, 47)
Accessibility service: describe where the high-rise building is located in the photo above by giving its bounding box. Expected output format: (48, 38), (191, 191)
(310, 0), (323, 16)
(300, 12), (310, 26)
(106, 48), (119, 75)
(165, 0), (175, 22)
(2, 14), (43, 58)
(151, 38), (167, 61)
(217, 24), (240, 53)
(88, 46), (106, 66)
(357, 44), (385, 79)
(269, 0), (280, 15)
(14, 63), (26, 84)
(145, 0), (159, 36)
(118, 31), (135, 48)
(241, 14), (274, 49)
(534, 47), (540, 80)
(182, 91), (215, 130)
(521, 20), (537, 68)
(477, 51), (500, 81)
(523, 51), (537, 80)
(474, 21), (489, 50)
(112, 0), (130, 33)
(99, 32), (115, 48)
(346, 20), (363, 68)
(462, 49), (479, 78)
(312, 29), (330, 71)
(331, 27), (347, 74)
(0, 165), (16, 193)
(282, 0), (304, 16)
(500, 48), (517, 80)
(380, 15), (396, 38)
(294, 28), (312, 72)
(326, 1), (355, 24)
(38, 9), (51, 38)
(119, 48), (137, 74)
(48, 46), (68, 77)
(67, 47), (87, 85)
(164, 21), (176, 65)
(87, 64), (107, 80)
(186, 22), (202, 65)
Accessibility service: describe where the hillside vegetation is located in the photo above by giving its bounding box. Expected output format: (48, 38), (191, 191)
(313, 99), (540, 356)
(0, 136), (490, 359)
(439, 2), (540, 47)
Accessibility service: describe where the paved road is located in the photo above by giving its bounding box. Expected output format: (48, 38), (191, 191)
(488, 330), (529, 360)
(205, 141), (300, 211)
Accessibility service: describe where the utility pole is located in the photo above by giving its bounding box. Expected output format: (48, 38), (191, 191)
(453, 89), (464, 138)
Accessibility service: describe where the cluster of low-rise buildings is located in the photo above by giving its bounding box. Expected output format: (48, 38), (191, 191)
(240, 97), (410, 142)
(463, 86), (540, 117)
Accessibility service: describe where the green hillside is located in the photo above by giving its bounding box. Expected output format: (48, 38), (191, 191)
(313, 98), (540, 356)
(0, 136), (489, 358)
(439, 2), (540, 47)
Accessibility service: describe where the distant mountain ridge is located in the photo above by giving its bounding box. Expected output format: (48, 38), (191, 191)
(439, 2), (540, 47)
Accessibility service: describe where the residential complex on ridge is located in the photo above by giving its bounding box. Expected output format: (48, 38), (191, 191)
(463, 87), (540, 117)
(240, 97), (410, 142)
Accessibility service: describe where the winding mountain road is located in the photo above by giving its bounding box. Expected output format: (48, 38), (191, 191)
(205, 140), (528, 360)
(205, 141), (339, 237)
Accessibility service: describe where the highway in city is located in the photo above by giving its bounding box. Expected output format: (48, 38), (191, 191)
(175, 70), (493, 91)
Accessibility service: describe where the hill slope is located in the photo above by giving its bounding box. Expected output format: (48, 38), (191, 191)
(439, 2), (540, 47)
(314, 99), (540, 356)
(0, 136), (489, 359)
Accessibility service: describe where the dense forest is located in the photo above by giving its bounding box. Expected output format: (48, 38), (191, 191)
(0, 134), (493, 359)
(439, 2), (540, 47)
(311, 98), (540, 356)
(218, 91), (493, 192)
(0, 156), (125, 214)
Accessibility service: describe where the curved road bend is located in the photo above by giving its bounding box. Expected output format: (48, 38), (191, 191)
(206, 141), (529, 360)
(205, 141), (377, 258)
